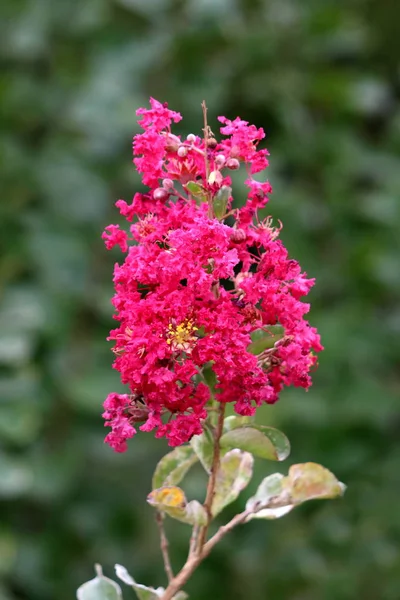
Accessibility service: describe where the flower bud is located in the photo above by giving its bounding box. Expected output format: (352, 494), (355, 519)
(153, 187), (169, 202)
(230, 228), (247, 243)
(214, 154), (226, 167)
(162, 178), (174, 190)
(207, 138), (218, 149)
(186, 133), (196, 143)
(177, 146), (188, 158)
(208, 170), (223, 186)
(164, 133), (181, 152)
(226, 158), (240, 170)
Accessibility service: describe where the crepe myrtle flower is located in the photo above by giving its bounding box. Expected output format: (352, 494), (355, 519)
(102, 98), (322, 451)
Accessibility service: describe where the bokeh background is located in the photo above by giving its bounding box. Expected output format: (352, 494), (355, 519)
(1, 0), (400, 599)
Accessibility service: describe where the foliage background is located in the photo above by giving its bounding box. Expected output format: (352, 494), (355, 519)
(1, 0), (399, 598)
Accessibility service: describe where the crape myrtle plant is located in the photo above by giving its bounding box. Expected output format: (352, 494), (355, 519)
(77, 99), (346, 600)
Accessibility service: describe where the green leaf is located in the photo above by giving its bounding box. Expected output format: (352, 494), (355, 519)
(77, 565), (123, 600)
(286, 462), (346, 502)
(152, 446), (198, 490)
(213, 185), (231, 219)
(212, 449), (254, 516)
(147, 487), (207, 526)
(190, 431), (214, 473)
(246, 473), (294, 520)
(185, 181), (204, 195)
(223, 415), (255, 433)
(220, 426), (290, 461)
(115, 564), (164, 600)
(248, 326), (284, 354)
(245, 463), (345, 521)
(182, 500), (208, 526)
(247, 472), (284, 509)
(185, 181), (207, 202)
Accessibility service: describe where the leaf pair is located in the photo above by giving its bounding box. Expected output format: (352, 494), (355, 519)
(76, 564), (187, 600)
(149, 419), (291, 525)
(116, 564), (187, 600)
(188, 418), (290, 473)
(149, 449), (254, 523)
(246, 462), (346, 520)
(152, 418), (290, 491)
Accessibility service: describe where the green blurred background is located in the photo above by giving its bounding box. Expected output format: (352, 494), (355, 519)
(1, 0), (400, 598)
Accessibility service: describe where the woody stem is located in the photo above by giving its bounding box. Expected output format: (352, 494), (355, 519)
(201, 100), (213, 218)
(195, 402), (226, 553)
(156, 511), (174, 583)
(159, 507), (251, 600)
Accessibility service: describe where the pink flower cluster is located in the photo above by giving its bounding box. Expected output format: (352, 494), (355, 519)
(102, 98), (322, 452)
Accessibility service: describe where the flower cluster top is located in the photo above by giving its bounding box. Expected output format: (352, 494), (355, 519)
(102, 98), (322, 452)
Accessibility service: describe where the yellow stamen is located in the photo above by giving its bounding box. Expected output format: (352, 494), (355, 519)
(166, 319), (198, 353)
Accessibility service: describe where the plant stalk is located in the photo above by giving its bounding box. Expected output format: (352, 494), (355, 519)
(159, 508), (251, 600)
(156, 511), (174, 583)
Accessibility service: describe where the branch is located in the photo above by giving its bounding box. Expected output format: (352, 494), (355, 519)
(196, 402), (225, 553)
(189, 524), (200, 556)
(159, 552), (203, 600)
(156, 511), (174, 583)
(202, 100), (210, 180)
(160, 402), (231, 600)
(202, 509), (251, 557)
(201, 100), (213, 218)
(159, 509), (251, 600)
